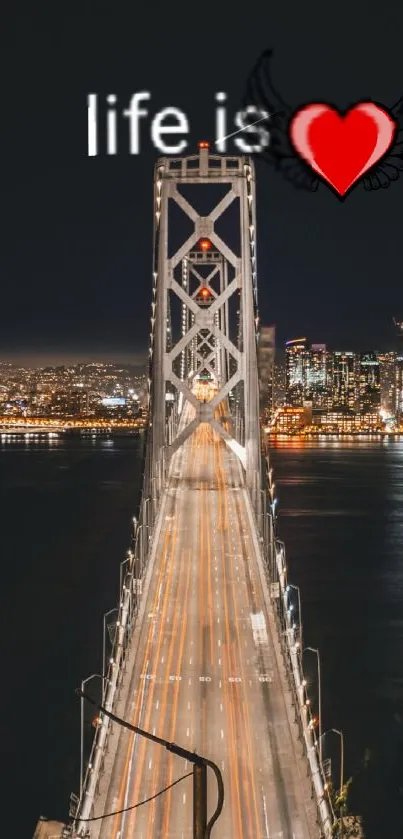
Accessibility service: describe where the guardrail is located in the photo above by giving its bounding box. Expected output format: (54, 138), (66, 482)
(71, 446), (167, 838)
(258, 462), (336, 837)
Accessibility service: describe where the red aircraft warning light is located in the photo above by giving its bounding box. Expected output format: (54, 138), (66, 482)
(199, 238), (212, 252)
(198, 141), (210, 149)
(197, 286), (214, 306)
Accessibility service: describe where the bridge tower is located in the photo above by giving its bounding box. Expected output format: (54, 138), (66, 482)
(149, 144), (261, 511)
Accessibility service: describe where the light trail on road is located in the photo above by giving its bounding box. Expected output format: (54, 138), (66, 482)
(97, 402), (318, 839)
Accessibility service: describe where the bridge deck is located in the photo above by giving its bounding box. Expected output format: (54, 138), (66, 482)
(96, 417), (318, 838)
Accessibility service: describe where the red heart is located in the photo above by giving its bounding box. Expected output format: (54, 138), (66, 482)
(289, 103), (396, 196)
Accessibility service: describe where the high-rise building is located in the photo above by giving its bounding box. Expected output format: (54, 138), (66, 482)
(396, 358), (403, 420)
(272, 359), (286, 408)
(395, 319), (403, 420)
(332, 352), (357, 410)
(304, 344), (332, 408)
(358, 351), (380, 412)
(258, 325), (276, 414)
(285, 337), (307, 406)
(379, 351), (397, 413)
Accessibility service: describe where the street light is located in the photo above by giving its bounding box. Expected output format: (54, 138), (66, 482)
(102, 609), (118, 693)
(286, 583), (302, 651)
(120, 552), (134, 592)
(143, 496), (151, 527)
(320, 728), (344, 833)
(303, 646), (322, 765)
(80, 674), (104, 800)
(77, 688), (224, 839)
(137, 524), (152, 570)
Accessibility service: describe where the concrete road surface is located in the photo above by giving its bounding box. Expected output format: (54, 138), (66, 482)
(95, 407), (318, 839)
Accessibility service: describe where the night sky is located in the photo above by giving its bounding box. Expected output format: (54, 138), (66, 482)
(3, 4), (403, 366)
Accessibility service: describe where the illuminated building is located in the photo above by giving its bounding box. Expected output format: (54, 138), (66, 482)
(304, 343), (332, 408)
(285, 338), (307, 406)
(312, 410), (381, 433)
(272, 360), (286, 408)
(358, 351), (380, 412)
(379, 351), (397, 413)
(396, 357), (403, 421)
(332, 352), (357, 410)
(50, 390), (69, 416)
(258, 325), (276, 415)
(69, 389), (89, 416)
(394, 319), (403, 422)
(271, 406), (309, 433)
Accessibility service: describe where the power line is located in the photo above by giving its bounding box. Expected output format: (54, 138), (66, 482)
(76, 771), (193, 822)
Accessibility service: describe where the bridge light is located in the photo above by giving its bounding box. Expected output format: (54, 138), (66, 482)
(198, 141), (210, 149)
(199, 238), (212, 252)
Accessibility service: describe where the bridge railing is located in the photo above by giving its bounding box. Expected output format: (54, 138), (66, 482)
(257, 469), (336, 838)
(72, 442), (167, 837)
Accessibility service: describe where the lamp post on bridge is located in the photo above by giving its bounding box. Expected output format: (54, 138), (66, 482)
(286, 584), (303, 652)
(120, 550), (134, 593)
(76, 688), (224, 838)
(102, 609), (118, 697)
(259, 488), (267, 541)
(136, 523), (152, 572)
(80, 674), (105, 801)
(131, 516), (138, 552)
(143, 496), (151, 528)
(303, 646), (322, 766)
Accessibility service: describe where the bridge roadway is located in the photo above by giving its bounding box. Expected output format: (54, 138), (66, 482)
(96, 408), (318, 839)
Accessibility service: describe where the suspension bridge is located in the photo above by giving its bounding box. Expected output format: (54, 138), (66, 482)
(36, 145), (341, 839)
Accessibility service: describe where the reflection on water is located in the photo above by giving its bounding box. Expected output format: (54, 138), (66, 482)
(0, 434), (142, 837)
(270, 439), (403, 839)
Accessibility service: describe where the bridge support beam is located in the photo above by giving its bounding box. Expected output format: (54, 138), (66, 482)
(148, 147), (262, 516)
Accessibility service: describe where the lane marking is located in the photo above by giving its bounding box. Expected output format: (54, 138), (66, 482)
(262, 791), (270, 838)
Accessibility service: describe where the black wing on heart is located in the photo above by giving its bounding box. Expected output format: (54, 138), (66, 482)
(362, 97), (403, 190)
(243, 49), (319, 192)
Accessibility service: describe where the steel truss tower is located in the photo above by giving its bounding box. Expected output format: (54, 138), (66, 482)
(149, 145), (261, 511)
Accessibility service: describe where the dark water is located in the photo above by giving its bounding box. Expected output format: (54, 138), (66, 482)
(0, 433), (143, 838)
(1, 435), (402, 837)
(270, 438), (403, 839)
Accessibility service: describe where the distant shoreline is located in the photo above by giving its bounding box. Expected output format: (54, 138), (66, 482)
(0, 425), (143, 436)
(267, 432), (403, 439)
